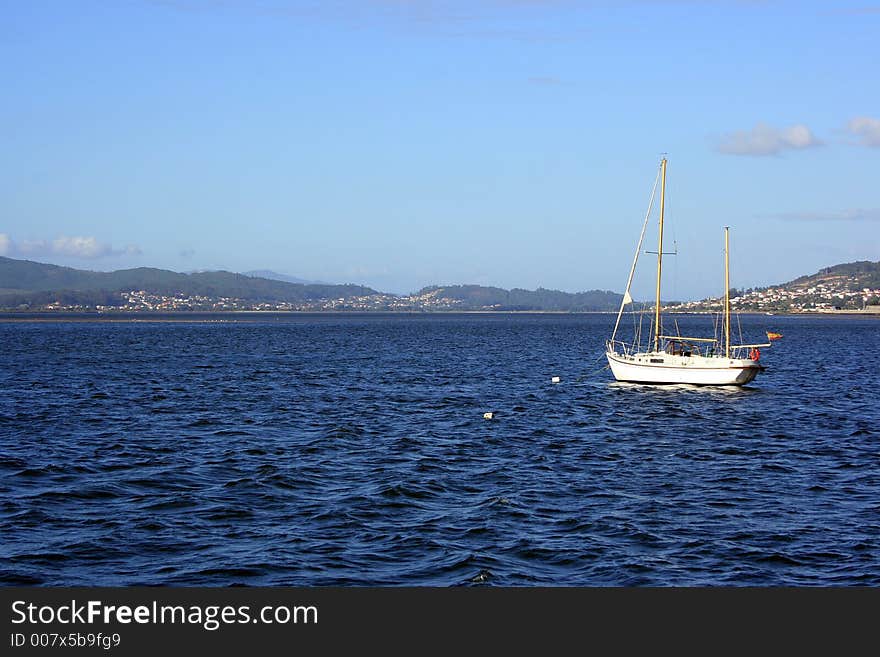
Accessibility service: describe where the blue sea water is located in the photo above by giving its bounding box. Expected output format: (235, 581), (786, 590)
(1, 312), (878, 586)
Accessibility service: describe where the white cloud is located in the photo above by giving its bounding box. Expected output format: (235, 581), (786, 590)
(17, 240), (49, 255)
(3, 234), (142, 259)
(52, 236), (114, 258)
(771, 208), (880, 222)
(846, 116), (880, 147)
(715, 122), (823, 156)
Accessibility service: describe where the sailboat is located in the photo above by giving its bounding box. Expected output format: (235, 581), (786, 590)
(605, 157), (770, 386)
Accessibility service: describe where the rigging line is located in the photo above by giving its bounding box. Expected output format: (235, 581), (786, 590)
(666, 174), (679, 311)
(638, 305), (645, 349)
(635, 306), (640, 350)
(633, 305), (642, 351)
(573, 363), (612, 383)
(673, 238), (678, 311)
(610, 163), (661, 344)
(629, 309), (637, 351)
(570, 352), (612, 383)
(630, 302), (645, 350)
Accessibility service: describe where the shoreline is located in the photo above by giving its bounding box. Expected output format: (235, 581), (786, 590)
(0, 310), (617, 323)
(1, 309), (878, 323)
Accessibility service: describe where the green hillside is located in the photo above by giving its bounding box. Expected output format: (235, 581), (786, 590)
(419, 285), (622, 311)
(0, 256), (377, 307)
(787, 260), (880, 290)
(7, 255), (871, 313)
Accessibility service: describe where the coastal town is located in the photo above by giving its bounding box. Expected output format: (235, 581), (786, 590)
(39, 278), (879, 314)
(9, 256), (879, 314)
(82, 288), (468, 313)
(671, 281), (880, 314)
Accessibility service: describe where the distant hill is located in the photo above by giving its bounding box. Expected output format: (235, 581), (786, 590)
(677, 259), (880, 312)
(418, 285), (622, 311)
(242, 270), (326, 285)
(0, 256), (378, 308)
(8, 254), (871, 313)
(785, 260), (880, 290)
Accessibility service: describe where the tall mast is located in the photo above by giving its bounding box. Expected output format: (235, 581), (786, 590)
(653, 157), (667, 352)
(724, 226), (730, 358)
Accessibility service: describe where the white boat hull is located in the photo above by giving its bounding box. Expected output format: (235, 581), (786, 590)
(606, 350), (762, 386)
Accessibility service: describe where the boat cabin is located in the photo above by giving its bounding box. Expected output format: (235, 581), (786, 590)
(663, 339), (696, 357)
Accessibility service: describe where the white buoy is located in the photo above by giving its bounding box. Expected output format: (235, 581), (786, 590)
(551, 376), (561, 384)
(483, 412), (495, 420)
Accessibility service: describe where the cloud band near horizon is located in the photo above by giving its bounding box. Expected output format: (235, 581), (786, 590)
(0, 234), (142, 259)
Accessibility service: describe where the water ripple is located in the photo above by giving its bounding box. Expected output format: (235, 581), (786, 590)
(1, 313), (879, 585)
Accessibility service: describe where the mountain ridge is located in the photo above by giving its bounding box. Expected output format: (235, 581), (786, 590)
(786, 260), (880, 289)
(1, 256), (877, 312)
(242, 270), (326, 285)
(0, 257), (377, 308)
(673, 259), (880, 312)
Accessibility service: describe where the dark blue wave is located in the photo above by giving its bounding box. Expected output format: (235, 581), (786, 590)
(1, 313), (879, 586)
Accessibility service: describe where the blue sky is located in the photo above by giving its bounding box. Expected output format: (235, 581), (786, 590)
(1, 0), (878, 299)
